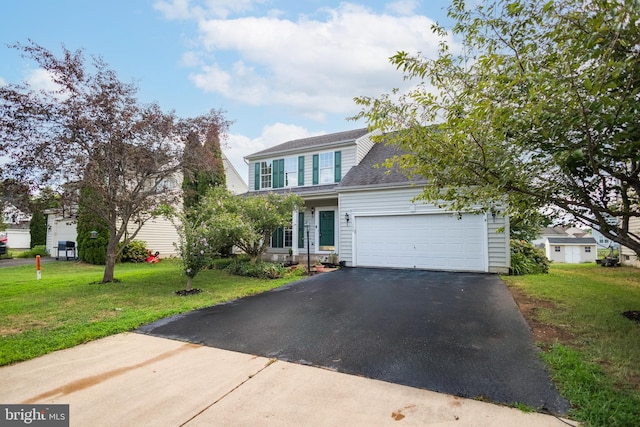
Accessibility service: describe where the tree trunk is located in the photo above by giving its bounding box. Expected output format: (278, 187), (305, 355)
(102, 236), (119, 283)
(186, 276), (193, 291)
(102, 253), (117, 283)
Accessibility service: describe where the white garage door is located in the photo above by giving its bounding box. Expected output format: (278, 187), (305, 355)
(354, 214), (487, 272)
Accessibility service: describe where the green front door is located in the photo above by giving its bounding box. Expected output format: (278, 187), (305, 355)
(319, 211), (335, 251)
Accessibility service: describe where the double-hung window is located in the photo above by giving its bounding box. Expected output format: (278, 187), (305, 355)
(261, 161), (272, 189)
(319, 152), (334, 184)
(285, 157), (297, 187)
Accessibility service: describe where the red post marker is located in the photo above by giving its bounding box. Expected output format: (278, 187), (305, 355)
(36, 255), (41, 280)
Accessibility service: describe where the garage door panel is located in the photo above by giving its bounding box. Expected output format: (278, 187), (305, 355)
(355, 214), (486, 272)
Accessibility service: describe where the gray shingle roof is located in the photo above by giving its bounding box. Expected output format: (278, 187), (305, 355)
(339, 142), (417, 188)
(245, 128), (370, 159)
(547, 237), (597, 244)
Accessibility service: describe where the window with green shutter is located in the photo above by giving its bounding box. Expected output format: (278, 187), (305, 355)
(298, 212), (305, 248)
(298, 156), (305, 186)
(271, 227), (284, 248)
(334, 151), (341, 182)
(272, 159), (284, 188)
(312, 154), (319, 185)
(254, 163), (260, 190)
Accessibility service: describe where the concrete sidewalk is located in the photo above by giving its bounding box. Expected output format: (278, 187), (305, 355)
(0, 333), (577, 426)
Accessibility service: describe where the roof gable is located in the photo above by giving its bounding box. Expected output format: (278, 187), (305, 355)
(339, 142), (417, 188)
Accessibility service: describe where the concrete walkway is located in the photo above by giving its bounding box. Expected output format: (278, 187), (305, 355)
(0, 333), (577, 426)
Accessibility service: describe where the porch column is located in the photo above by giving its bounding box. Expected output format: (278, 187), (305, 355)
(292, 209), (299, 256)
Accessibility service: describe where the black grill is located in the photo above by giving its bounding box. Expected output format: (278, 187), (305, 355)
(56, 241), (77, 260)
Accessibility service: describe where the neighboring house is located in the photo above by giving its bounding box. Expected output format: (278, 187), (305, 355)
(244, 128), (510, 273)
(545, 237), (597, 264)
(532, 226), (585, 248)
(45, 153), (247, 258)
(590, 228), (619, 250)
(3, 223), (31, 249)
(2, 204), (31, 249)
(620, 217), (640, 267)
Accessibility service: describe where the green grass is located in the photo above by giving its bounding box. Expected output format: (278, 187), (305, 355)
(503, 264), (640, 426)
(0, 259), (299, 366)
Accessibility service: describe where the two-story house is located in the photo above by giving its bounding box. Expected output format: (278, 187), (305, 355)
(245, 128), (510, 273)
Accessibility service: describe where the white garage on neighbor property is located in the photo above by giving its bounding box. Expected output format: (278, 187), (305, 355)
(353, 213), (487, 271)
(545, 237), (597, 263)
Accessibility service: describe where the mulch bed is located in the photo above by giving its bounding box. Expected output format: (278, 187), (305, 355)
(622, 310), (640, 323)
(174, 288), (202, 296)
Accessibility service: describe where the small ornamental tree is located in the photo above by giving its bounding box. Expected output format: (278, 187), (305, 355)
(172, 202), (234, 292)
(202, 188), (304, 263)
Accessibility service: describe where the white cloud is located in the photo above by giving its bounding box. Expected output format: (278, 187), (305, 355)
(179, 2), (451, 121)
(0, 77), (6, 87)
(154, 0), (192, 19)
(154, 0), (266, 20)
(25, 69), (67, 97)
(225, 122), (321, 183)
(385, 0), (419, 16)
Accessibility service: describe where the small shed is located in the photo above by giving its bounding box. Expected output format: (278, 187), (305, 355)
(545, 237), (597, 264)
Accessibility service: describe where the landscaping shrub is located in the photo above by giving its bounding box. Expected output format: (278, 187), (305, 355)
(16, 245), (49, 258)
(510, 239), (550, 275)
(225, 259), (287, 279)
(209, 257), (239, 270)
(119, 240), (148, 263)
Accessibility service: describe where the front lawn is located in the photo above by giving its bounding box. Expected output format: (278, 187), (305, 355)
(0, 259), (298, 366)
(504, 264), (640, 426)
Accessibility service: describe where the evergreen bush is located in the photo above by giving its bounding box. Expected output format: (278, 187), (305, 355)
(510, 239), (550, 275)
(120, 240), (148, 263)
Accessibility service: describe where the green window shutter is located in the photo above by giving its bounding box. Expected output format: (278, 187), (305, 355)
(298, 212), (305, 248)
(312, 154), (319, 185)
(278, 159), (285, 188)
(254, 163), (260, 190)
(274, 227), (284, 248)
(272, 160), (280, 189)
(334, 151), (342, 183)
(298, 156), (305, 186)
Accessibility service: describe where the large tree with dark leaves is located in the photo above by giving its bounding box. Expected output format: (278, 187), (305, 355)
(353, 0), (640, 257)
(0, 41), (229, 282)
(181, 113), (229, 209)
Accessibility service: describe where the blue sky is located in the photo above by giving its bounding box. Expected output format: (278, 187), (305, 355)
(1, 0), (454, 182)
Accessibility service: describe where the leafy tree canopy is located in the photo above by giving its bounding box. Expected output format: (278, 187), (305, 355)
(0, 41), (230, 282)
(201, 188), (304, 262)
(353, 0), (640, 256)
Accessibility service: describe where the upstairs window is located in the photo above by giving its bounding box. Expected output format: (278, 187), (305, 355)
(319, 152), (334, 184)
(313, 151), (341, 185)
(285, 157), (298, 187)
(585, 246), (591, 253)
(261, 161), (272, 189)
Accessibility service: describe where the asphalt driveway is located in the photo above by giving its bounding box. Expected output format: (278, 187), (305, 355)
(137, 268), (568, 414)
